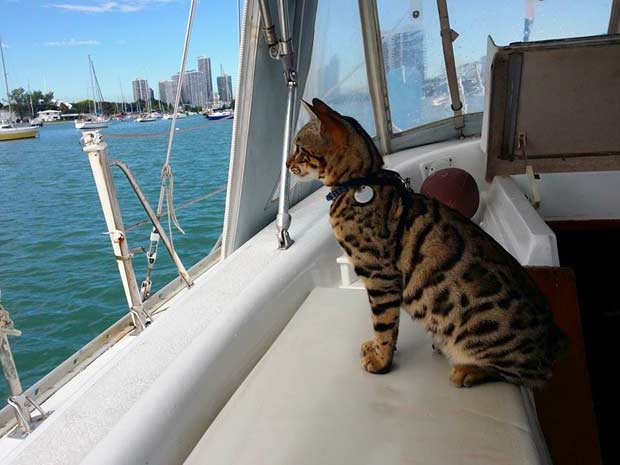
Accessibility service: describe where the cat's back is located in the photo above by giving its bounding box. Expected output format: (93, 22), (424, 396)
(401, 194), (566, 386)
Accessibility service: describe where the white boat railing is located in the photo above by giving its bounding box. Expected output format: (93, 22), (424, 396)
(80, 131), (152, 331)
(0, 294), (48, 434)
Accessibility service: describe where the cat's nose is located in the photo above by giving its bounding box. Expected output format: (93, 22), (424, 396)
(286, 154), (295, 169)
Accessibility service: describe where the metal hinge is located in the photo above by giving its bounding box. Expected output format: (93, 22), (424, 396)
(518, 132), (541, 209)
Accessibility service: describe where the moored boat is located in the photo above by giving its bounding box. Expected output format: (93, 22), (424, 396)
(205, 109), (233, 120)
(1, 37), (39, 141)
(0, 123), (38, 141)
(75, 56), (109, 130)
(136, 113), (157, 122)
(75, 116), (109, 129)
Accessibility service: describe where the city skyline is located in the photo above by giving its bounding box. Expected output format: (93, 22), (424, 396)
(135, 56), (234, 109)
(0, 0), (241, 102)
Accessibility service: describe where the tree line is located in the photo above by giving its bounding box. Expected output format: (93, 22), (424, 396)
(1, 88), (207, 119)
(0, 88), (56, 119)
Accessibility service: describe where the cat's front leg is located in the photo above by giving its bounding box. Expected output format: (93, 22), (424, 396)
(361, 280), (401, 374)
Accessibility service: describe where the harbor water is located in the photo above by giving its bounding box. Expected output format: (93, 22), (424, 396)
(0, 118), (231, 399)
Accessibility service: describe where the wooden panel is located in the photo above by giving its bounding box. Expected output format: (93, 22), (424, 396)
(485, 36), (620, 180)
(517, 45), (620, 156)
(526, 266), (602, 465)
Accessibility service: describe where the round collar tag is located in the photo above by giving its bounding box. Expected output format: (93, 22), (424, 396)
(354, 185), (374, 204)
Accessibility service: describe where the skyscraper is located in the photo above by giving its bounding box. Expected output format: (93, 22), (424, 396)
(197, 56), (213, 104)
(217, 73), (233, 103)
(172, 70), (206, 107)
(381, 22), (425, 127)
(185, 70), (206, 107)
(171, 73), (187, 104)
(158, 80), (176, 105)
(132, 78), (150, 103)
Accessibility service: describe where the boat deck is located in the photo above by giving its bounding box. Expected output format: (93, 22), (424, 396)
(184, 287), (550, 465)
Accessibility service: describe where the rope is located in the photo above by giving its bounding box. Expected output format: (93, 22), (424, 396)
(163, 0), (198, 169)
(165, 166), (184, 235)
(126, 186), (225, 232)
(137, 0), (198, 299)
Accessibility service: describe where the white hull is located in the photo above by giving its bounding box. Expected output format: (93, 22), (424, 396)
(162, 113), (187, 120)
(136, 117), (157, 123)
(75, 120), (109, 129)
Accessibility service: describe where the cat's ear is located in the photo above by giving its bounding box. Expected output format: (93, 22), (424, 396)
(312, 98), (338, 116)
(300, 99), (318, 120)
(310, 98), (347, 146)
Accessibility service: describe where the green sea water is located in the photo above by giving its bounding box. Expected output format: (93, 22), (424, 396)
(0, 118), (231, 399)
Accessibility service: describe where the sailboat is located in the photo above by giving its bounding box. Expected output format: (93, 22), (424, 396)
(0, 2), (618, 465)
(75, 56), (109, 130)
(0, 36), (38, 141)
(136, 82), (157, 122)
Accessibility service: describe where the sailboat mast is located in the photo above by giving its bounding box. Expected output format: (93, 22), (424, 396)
(27, 82), (35, 117)
(119, 79), (127, 113)
(88, 55), (97, 115)
(90, 57), (105, 115)
(1, 37), (13, 121)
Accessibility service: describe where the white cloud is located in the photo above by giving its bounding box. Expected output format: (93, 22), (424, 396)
(45, 38), (101, 46)
(46, 0), (175, 14)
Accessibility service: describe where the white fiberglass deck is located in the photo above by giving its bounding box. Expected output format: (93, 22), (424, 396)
(185, 287), (551, 465)
(4, 138), (615, 464)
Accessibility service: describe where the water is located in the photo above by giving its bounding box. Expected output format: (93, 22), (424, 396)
(0, 118), (231, 399)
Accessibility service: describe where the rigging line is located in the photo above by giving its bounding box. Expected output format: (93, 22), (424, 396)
(162, 0), (198, 173)
(125, 185), (226, 232)
(0, 36), (13, 120)
(137, 0), (197, 299)
(166, 165), (184, 234)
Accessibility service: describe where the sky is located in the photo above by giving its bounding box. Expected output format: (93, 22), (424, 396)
(0, 0), (242, 102)
(1, 0), (614, 104)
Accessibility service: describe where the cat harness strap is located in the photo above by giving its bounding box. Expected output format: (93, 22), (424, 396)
(325, 170), (414, 249)
(325, 169), (413, 206)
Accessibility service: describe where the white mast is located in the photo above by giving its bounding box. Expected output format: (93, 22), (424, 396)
(88, 55), (97, 115)
(27, 82), (35, 118)
(1, 37), (13, 122)
(118, 79), (127, 113)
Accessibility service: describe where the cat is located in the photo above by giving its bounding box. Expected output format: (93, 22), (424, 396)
(287, 98), (567, 388)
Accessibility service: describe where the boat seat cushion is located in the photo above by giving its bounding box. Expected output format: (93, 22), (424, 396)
(184, 287), (550, 465)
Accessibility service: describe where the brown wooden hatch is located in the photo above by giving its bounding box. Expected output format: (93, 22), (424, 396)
(485, 35), (620, 181)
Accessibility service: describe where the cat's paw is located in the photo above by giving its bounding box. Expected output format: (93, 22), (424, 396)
(449, 364), (497, 388)
(361, 340), (375, 356)
(360, 340), (393, 374)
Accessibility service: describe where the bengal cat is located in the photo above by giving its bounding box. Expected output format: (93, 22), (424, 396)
(287, 98), (567, 388)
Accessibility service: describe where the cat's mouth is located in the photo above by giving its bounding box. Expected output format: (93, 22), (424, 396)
(290, 169), (318, 183)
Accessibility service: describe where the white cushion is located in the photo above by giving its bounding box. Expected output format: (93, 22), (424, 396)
(185, 287), (551, 465)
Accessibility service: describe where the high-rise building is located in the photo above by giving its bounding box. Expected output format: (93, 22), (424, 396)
(185, 70), (206, 107)
(132, 78), (150, 103)
(172, 70), (206, 107)
(217, 74), (233, 103)
(171, 73), (187, 104)
(158, 80), (176, 105)
(197, 56), (213, 104)
(381, 27), (425, 128)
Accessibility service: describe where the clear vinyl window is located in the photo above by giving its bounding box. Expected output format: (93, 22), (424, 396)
(377, 0), (614, 133)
